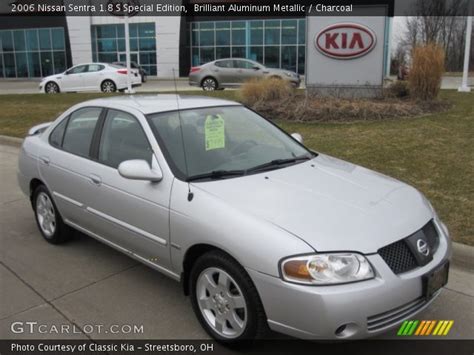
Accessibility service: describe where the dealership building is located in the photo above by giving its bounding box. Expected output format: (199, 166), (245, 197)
(0, 2), (392, 79)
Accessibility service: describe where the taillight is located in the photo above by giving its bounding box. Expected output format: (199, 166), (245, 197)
(117, 69), (128, 74)
(190, 67), (200, 73)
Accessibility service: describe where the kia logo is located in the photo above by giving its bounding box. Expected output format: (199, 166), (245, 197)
(315, 23), (377, 59)
(416, 239), (430, 256)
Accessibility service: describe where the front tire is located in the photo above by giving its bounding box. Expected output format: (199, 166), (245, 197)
(190, 251), (268, 343)
(33, 185), (72, 244)
(101, 80), (117, 93)
(45, 82), (60, 94)
(201, 77), (218, 91)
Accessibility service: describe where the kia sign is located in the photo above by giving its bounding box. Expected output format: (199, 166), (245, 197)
(305, 12), (388, 97)
(315, 23), (377, 59)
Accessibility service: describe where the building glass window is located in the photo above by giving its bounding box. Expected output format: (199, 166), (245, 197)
(13, 31), (26, 51)
(189, 19), (306, 74)
(39, 29), (51, 50)
(91, 22), (157, 76)
(0, 27), (66, 78)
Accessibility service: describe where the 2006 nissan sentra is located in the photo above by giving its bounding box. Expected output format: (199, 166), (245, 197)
(17, 95), (451, 343)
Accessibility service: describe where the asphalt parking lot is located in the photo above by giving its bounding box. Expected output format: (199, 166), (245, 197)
(0, 143), (473, 341)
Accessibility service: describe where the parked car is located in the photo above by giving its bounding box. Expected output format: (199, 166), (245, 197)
(189, 58), (301, 91)
(18, 95), (450, 343)
(113, 61), (148, 83)
(39, 63), (141, 94)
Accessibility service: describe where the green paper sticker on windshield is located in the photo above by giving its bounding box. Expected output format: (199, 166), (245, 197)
(205, 114), (225, 151)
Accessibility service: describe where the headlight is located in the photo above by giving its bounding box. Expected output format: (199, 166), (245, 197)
(280, 253), (374, 285)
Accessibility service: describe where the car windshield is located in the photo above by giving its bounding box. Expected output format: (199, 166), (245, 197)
(147, 106), (314, 181)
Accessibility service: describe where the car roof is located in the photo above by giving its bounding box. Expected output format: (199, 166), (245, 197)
(82, 95), (242, 115)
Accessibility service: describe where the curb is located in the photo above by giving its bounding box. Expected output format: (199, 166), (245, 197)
(0, 135), (23, 147)
(0, 136), (472, 270)
(451, 242), (474, 271)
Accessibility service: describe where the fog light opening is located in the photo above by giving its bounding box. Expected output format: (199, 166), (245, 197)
(335, 325), (346, 336)
(334, 323), (359, 338)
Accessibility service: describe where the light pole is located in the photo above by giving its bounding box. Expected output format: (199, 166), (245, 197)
(124, 14), (134, 94)
(458, 16), (472, 92)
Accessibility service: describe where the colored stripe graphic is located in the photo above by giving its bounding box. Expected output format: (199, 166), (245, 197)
(403, 321), (414, 335)
(433, 321), (444, 335)
(407, 320), (419, 335)
(420, 321), (431, 335)
(442, 321), (454, 336)
(397, 321), (409, 335)
(415, 320), (426, 335)
(397, 320), (454, 336)
(425, 320), (436, 335)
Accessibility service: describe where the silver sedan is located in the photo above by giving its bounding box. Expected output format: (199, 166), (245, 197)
(18, 95), (450, 343)
(188, 58), (301, 91)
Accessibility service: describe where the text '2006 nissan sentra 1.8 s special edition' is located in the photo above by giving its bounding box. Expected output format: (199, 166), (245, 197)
(17, 95), (451, 343)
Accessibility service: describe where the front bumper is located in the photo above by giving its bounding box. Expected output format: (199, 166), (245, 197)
(248, 221), (451, 340)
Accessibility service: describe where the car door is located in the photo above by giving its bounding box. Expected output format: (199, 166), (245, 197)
(61, 65), (88, 91)
(85, 108), (173, 270)
(38, 107), (105, 233)
(233, 59), (263, 83)
(81, 64), (105, 90)
(212, 60), (236, 86)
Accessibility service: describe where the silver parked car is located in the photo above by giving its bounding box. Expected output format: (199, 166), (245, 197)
(188, 58), (301, 91)
(18, 95), (450, 343)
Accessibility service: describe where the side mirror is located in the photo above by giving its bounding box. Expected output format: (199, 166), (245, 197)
(291, 133), (303, 144)
(253, 66), (260, 70)
(118, 159), (163, 182)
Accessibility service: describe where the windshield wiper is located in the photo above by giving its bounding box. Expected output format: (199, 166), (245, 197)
(246, 155), (313, 174)
(186, 170), (246, 182)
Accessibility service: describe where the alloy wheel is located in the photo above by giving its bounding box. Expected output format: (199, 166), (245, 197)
(36, 192), (56, 237)
(202, 78), (217, 91)
(46, 82), (58, 93)
(196, 267), (247, 338)
(102, 81), (116, 93)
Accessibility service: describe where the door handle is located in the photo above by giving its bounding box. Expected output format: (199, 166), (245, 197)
(39, 156), (50, 165)
(88, 174), (102, 185)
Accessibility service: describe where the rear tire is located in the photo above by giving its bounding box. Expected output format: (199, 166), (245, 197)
(201, 77), (218, 91)
(33, 185), (72, 244)
(45, 82), (60, 94)
(190, 250), (268, 343)
(101, 80), (117, 93)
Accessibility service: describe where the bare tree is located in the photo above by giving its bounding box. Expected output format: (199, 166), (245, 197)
(401, 0), (469, 71)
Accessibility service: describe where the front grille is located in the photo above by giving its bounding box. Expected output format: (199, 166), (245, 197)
(379, 240), (418, 274)
(422, 220), (440, 253)
(367, 297), (427, 332)
(378, 220), (440, 275)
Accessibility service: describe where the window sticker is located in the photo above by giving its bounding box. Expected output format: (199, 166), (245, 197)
(204, 114), (225, 151)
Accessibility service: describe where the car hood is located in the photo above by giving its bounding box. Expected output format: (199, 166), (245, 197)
(41, 73), (63, 82)
(193, 154), (433, 253)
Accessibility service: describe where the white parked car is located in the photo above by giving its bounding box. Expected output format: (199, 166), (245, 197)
(39, 63), (142, 94)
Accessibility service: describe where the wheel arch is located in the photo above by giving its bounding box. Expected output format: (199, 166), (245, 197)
(44, 80), (60, 93)
(100, 78), (117, 90)
(29, 178), (45, 201)
(200, 76), (219, 88)
(182, 243), (240, 295)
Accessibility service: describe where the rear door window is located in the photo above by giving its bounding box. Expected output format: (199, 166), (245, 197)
(62, 107), (102, 158)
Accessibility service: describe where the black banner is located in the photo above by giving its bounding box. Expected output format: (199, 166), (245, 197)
(1, 0), (472, 17)
(1, 339), (474, 355)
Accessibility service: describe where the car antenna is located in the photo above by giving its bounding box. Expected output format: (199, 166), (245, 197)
(172, 68), (194, 202)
